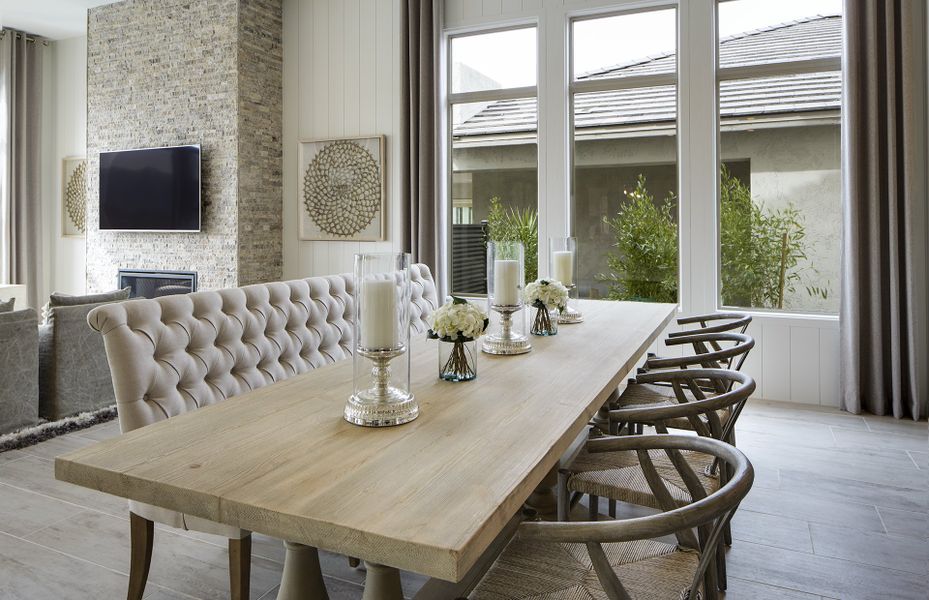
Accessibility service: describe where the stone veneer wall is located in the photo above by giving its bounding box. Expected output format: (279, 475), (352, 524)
(86, 0), (282, 292)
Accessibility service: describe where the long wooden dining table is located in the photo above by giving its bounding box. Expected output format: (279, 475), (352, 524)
(55, 299), (675, 599)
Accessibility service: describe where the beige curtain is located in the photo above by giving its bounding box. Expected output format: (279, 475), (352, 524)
(840, 0), (929, 419)
(400, 0), (439, 274)
(0, 29), (45, 309)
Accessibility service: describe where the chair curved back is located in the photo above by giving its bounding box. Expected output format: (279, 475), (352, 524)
(88, 264), (438, 433)
(669, 312), (751, 337)
(647, 332), (754, 378)
(521, 434), (754, 599)
(612, 369), (755, 441)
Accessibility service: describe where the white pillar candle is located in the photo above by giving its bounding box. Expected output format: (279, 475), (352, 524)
(552, 250), (574, 286)
(360, 278), (398, 349)
(493, 259), (520, 306)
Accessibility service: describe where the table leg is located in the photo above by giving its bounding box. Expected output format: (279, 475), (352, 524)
(362, 562), (404, 600)
(525, 465), (559, 520)
(278, 542), (329, 600)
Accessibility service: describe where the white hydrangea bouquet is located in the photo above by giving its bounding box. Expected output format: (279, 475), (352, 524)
(524, 279), (569, 336)
(427, 297), (489, 382)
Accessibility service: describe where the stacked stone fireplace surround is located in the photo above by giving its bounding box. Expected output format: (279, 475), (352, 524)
(85, 0), (283, 292)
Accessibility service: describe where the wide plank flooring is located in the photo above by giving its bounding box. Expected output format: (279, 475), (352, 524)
(0, 400), (925, 599)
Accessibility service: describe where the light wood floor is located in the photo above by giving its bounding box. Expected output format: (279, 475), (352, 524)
(0, 400), (925, 599)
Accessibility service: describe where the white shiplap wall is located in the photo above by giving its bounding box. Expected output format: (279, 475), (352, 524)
(443, 0), (842, 407)
(282, 0), (403, 281)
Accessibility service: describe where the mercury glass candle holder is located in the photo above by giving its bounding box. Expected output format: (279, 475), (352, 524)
(344, 252), (418, 427)
(550, 236), (583, 324)
(482, 241), (531, 355)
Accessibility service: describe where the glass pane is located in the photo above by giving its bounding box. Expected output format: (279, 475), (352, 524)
(718, 0), (842, 69)
(719, 74), (841, 313)
(451, 99), (538, 296)
(572, 8), (676, 81)
(572, 87), (678, 302)
(451, 28), (536, 94)
(717, 3), (842, 313)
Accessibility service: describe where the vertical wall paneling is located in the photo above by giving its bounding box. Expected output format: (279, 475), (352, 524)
(818, 327), (840, 407)
(283, 0), (404, 279)
(740, 320), (764, 399)
(761, 323), (790, 402)
(789, 326), (821, 404)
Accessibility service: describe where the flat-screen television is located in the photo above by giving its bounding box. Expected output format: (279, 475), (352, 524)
(99, 144), (201, 232)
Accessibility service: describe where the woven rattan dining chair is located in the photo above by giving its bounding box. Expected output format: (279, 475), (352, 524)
(562, 369), (756, 591)
(467, 434), (754, 600)
(614, 332), (754, 435)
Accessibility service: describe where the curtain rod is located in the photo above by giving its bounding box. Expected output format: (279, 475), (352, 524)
(0, 29), (49, 46)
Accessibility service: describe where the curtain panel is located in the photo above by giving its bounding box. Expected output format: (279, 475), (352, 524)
(0, 29), (45, 309)
(400, 0), (439, 276)
(840, 0), (929, 419)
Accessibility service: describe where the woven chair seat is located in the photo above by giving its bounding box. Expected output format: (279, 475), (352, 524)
(567, 448), (719, 510)
(613, 384), (731, 432)
(469, 536), (699, 600)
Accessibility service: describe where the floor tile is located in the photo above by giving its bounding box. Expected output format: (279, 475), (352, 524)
(877, 506), (928, 541)
(72, 420), (122, 442)
(0, 530), (131, 599)
(739, 486), (885, 533)
(723, 576), (822, 599)
(0, 449), (27, 463)
(0, 482), (85, 537)
(726, 540), (927, 600)
(730, 509), (813, 553)
(809, 523), (929, 575)
(831, 426), (929, 453)
(0, 454), (128, 517)
(18, 435), (97, 461)
(744, 401), (869, 430)
(777, 468), (927, 513)
(27, 510), (283, 600)
(907, 450), (928, 470)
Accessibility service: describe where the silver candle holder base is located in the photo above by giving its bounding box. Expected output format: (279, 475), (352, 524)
(344, 346), (419, 427)
(558, 285), (584, 324)
(482, 304), (532, 355)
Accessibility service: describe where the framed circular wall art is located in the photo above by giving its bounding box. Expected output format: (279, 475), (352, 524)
(62, 156), (87, 238)
(298, 136), (386, 242)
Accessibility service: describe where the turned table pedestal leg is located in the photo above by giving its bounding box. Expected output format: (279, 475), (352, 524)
(361, 562), (404, 600)
(525, 465), (559, 520)
(278, 542), (329, 600)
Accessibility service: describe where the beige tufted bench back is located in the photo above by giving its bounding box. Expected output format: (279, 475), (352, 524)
(88, 264), (438, 434)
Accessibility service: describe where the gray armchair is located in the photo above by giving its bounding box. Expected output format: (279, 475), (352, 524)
(39, 301), (121, 420)
(0, 309), (39, 434)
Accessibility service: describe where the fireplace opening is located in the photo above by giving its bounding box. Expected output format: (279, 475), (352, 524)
(117, 269), (198, 299)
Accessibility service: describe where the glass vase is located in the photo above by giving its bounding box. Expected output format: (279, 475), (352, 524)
(344, 252), (418, 427)
(438, 339), (478, 382)
(482, 241), (531, 355)
(549, 236), (583, 324)
(529, 304), (559, 336)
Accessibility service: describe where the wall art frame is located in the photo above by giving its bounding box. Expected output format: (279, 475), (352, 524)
(61, 156), (87, 238)
(298, 135), (386, 242)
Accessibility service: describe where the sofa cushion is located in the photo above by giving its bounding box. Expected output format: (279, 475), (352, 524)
(0, 297), (13, 313)
(45, 287), (131, 325)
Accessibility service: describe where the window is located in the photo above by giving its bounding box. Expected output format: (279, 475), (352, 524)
(716, 0), (843, 314)
(570, 8), (679, 302)
(448, 27), (538, 295)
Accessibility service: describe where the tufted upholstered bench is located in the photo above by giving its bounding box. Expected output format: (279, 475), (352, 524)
(87, 264), (438, 600)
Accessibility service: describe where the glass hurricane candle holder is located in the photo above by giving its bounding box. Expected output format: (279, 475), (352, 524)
(550, 236), (583, 324)
(344, 252), (418, 427)
(482, 241), (531, 355)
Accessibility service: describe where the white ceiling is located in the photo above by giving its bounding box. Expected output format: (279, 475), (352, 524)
(0, 0), (121, 41)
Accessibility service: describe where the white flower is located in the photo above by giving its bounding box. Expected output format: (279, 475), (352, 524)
(524, 279), (569, 312)
(428, 297), (489, 341)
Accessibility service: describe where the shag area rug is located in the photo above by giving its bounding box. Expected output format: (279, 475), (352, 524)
(0, 406), (118, 453)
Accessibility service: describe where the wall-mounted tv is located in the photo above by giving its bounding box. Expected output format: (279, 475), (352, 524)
(99, 144), (201, 232)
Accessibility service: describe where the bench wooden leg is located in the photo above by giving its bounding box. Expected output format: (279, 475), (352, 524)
(229, 534), (252, 600)
(128, 512), (154, 600)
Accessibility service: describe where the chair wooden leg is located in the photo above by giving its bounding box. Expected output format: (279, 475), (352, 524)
(716, 539), (728, 591)
(128, 512), (154, 600)
(608, 498), (616, 518)
(229, 535), (252, 600)
(588, 495), (599, 521)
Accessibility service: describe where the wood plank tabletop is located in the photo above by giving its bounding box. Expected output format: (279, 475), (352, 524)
(55, 300), (676, 582)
